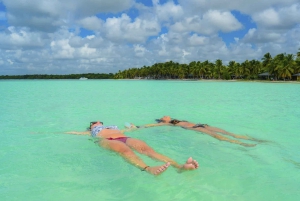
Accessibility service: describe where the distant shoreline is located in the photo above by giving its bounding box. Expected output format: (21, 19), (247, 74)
(1, 78), (299, 84)
(115, 78), (300, 83)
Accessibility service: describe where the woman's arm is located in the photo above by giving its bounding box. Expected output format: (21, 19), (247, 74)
(121, 122), (170, 133)
(141, 123), (170, 128)
(64, 131), (90, 135)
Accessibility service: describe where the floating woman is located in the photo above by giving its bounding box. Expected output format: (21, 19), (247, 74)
(65, 121), (199, 175)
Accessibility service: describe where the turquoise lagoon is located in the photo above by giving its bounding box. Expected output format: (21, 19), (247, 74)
(0, 80), (299, 201)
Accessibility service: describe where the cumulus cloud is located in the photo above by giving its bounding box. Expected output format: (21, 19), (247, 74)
(252, 3), (300, 30)
(134, 44), (148, 57)
(0, 0), (299, 75)
(103, 14), (160, 43)
(170, 10), (242, 35)
(77, 16), (103, 31)
(3, 0), (133, 32)
(155, 1), (184, 22)
(188, 34), (209, 46)
(203, 10), (243, 32)
(243, 28), (283, 43)
(178, 0), (299, 15)
(0, 27), (46, 50)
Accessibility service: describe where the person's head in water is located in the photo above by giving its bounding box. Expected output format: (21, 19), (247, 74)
(160, 116), (171, 123)
(89, 121), (103, 130)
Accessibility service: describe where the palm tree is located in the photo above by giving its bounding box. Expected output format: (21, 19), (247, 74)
(113, 49), (300, 81)
(262, 53), (272, 67)
(234, 63), (243, 79)
(295, 48), (300, 73)
(241, 60), (251, 79)
(249, 59), (262, 79)
(206, 62), (215, 79)
(178, 64), (185, 79)
(189, 61), (198, 79)
(262, 53), (273, 78)
(198, 62), (206, 79)
(215, 59), (223, 79)
(276, 54), (295, 80)
(189, 61), (197, 79)
(227, 61), (236, 79)
(272, 53), (285, 80)
(297, 48), (300, 59)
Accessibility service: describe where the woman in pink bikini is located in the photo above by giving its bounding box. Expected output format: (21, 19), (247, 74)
(66, 121), (199, 175)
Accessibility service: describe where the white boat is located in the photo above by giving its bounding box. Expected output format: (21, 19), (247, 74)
(79, 77), (88, 80)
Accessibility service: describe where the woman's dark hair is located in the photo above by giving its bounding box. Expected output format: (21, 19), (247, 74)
(169, 119), (180, 124)
(155, 119), (163, 123)
(88, 121), (103, 130)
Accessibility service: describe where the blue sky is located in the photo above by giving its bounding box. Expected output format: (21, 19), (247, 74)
(0, 0), (299, 75)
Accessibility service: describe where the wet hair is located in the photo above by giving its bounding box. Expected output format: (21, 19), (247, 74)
(169, 119), (181, 124)
(155, 119), (163, 123)
(87, 121), (103, 131)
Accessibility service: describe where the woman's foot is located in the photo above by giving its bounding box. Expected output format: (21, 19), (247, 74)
(180, 157), (199, 170)
(146, 162), (170, 175)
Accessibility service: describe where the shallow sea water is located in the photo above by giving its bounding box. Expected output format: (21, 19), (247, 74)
(0, 80), (299, 201)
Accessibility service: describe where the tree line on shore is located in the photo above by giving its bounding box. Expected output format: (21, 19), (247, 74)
(1, 51), (299, 81)
(114, 51), (300, 81)
(0, 73), (114, 79)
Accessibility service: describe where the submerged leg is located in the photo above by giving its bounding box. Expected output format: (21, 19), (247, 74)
(206, 126), (267, 142)
(126, 138), (199, 170)
(191, 127), (256, 147)
(206, 126), (252, 140)
(100, 139), (170, 175)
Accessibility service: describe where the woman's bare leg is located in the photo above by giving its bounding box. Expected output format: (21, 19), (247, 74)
(100, 139), (170, 175)
(205, 126), (268, 142)
(205, 126), (253, 140)
(191, 127), (256, 147)
(125, 138), (199, 170)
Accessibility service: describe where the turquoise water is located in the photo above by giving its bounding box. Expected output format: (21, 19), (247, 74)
(0, 80), (299, 201)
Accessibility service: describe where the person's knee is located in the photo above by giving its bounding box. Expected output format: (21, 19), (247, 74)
(120, 148), (135, 156)
(143, 148), (156, 156)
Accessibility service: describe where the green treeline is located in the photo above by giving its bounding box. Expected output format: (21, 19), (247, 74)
(114, 51), (300, 81)
(0, 73), (114, 79)
(1, 51), (300, 81)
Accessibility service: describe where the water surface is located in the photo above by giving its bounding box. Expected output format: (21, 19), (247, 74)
(0, 80), (299, 201)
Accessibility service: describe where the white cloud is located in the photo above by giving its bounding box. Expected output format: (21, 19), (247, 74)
(243, 28), (283, 43)
(86, 35), (95, 40)
(178, 0), (299, 15)
(3, 0), (133, 32)
(253, 4), (300, 30)
(204, 10), (243, 32)
(103, 14), (160, 43)
(253, 8), (281, 28)
(77, 44), (97, 58)
(0, 27), (46, 49)
(155, 1), (184, 22)
(77, 16), (103, 31)
(134, 44), (147, 57)
(170, 10), (242, 35)
(188, 34), (208, 46)
(65, 0), (134, 16)
(50, 39), (75, 59)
